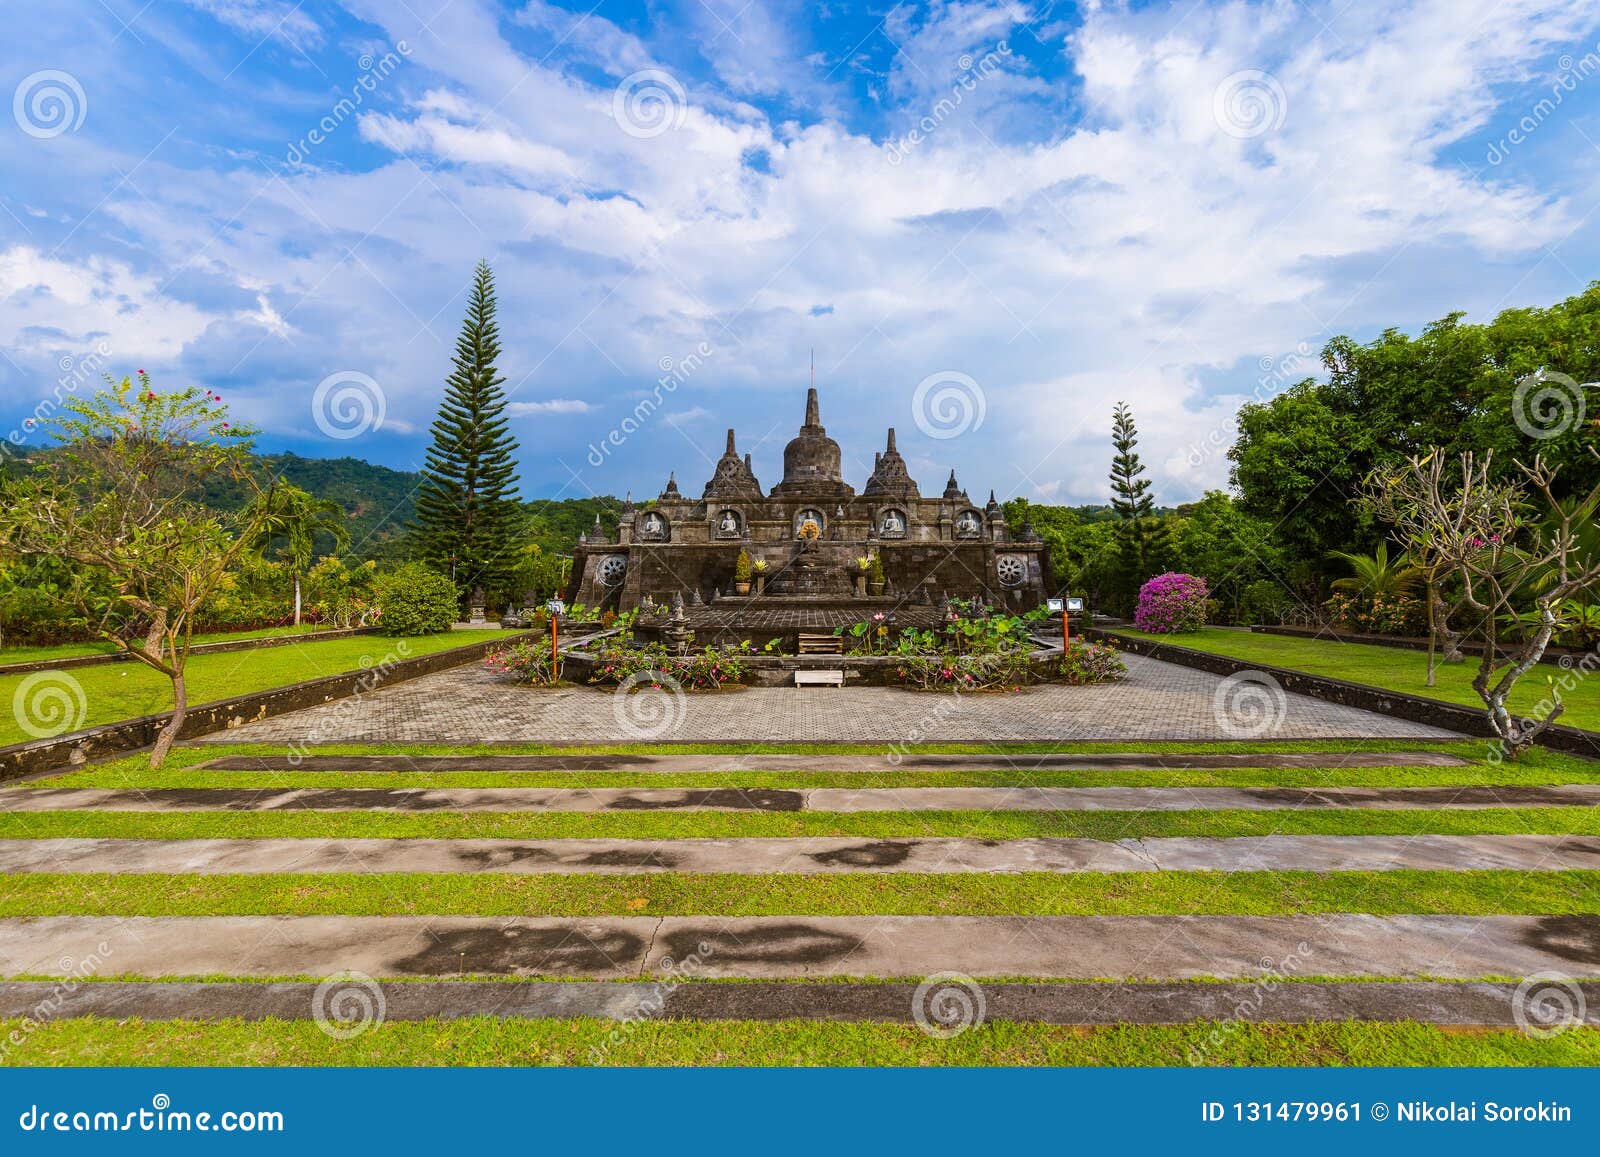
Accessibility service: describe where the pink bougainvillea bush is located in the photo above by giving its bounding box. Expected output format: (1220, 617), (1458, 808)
(1134, 572), (1210, 633)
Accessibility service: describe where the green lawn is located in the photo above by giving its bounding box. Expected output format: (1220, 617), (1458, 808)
(4, 1017), (1595, 1066)
(1116, 626), (1600, 731)
(0, 631), (504, 745)
(0, 624), (351, 667)
(3, 869), (1594, 919)
(5, 806), (1595, 842)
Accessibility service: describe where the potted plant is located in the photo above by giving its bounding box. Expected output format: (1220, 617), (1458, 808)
(853, 555), (872, 597)
(750, 557), (768, 595)
(734, 550), (753, 596)
(867, 553), (886, 596)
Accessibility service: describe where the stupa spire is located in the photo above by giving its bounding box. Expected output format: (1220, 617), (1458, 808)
(804, 386), (820, 428)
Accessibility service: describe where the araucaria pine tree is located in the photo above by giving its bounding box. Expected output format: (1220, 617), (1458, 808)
(413, 261), (523, 605)
(1107, 401), (1169, 614)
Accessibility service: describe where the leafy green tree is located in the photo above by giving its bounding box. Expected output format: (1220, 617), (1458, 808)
(0, 373), (270, 766)
(247, 482), (349, 625)
(1168, 491), (1289, 622)
(413, 261), (523, 605)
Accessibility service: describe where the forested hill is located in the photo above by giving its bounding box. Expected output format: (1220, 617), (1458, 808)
(3, 446), (621, 562)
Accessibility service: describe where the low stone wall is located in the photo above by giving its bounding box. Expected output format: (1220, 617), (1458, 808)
(1090, 628), (1600, 759)
(0, 633), (530, 781)
(0, 626), (382, 677)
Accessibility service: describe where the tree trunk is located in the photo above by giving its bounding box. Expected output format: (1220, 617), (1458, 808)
(293, 573), (302, 627)
(150, 669), (187, 768)
(1424, 576), (1438, 687)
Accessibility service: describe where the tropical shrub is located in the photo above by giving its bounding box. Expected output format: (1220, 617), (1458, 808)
(1057, 640), (1127, 684)
(894, 652), (1037, 691)
(373, 562), (458, 636)
(734, 551), (752, 583)
(305, 556), (378, 628)
(1133, 572), (1209, 633)
(587, 638), (752, 690)
(485, 638), (559, 685)
(1322, 593), (1427, 636)
(1236, 579), (1292, 626)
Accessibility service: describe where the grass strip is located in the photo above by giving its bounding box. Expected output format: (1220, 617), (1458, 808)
(2, 870), (1598, 918)
(1115, 626), (1600, 732)
(2, 807), (1597, 842)
(2, 1018), (1595, 1067)
(35, 766), (1600, 791)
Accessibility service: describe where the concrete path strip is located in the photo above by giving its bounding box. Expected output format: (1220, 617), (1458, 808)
(2, 978), (1594, 1027)
(197, 751), (1471, 772)
(3, 834), (1599, 875)
(5, 783), (1594, 813)
(2, 914), (1597, 979)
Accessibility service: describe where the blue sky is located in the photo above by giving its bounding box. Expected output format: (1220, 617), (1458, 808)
(4, 0), (1600, 506)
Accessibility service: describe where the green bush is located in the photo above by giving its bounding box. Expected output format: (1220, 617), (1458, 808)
(1056, 640), (1127, 684)
(373, 563), (458, 636)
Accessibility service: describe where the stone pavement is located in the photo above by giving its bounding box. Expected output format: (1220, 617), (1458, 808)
(6, 783), (1595, 813)
(3, 978), (1595, 1026)
(4, 834), (1597, 875)
(4, 914), (1598, 979)
(198, 653), (1460, 743)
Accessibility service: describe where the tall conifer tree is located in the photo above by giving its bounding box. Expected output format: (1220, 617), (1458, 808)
(1107, 401), (1169, 613)
(413, 261), (522, 603)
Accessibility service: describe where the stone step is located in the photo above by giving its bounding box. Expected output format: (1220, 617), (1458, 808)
(4, 783), (1593, 813)
(3, 978), (1594, 1026)
(4, 834), (1598, 875)
(196, 751), (1471, 772)
(4, 914), (1597, 979)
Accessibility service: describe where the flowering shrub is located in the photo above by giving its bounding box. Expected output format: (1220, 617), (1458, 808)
(1134, 572), (1209, 633)
(486, 639), (559, 685)
(895, 652), (1037, 691)
(1323, 593), (1427, 636)
(1056, 640), (1127, 684)
(587, 638), (752, 690)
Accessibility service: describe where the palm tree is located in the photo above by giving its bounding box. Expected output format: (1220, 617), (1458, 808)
(1327, 542), (1421, 599)
(248, 483), (350, 626)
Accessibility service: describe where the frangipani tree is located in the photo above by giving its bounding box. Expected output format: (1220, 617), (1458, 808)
(0, 373), (271, 765)
(1365, 448), (1600, 753)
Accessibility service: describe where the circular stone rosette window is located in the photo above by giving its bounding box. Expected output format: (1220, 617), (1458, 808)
(995, 554), (1028, 588)
(596, 555), (628, 587)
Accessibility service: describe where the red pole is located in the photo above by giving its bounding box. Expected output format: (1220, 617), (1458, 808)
(1062, 607), (1070, 653)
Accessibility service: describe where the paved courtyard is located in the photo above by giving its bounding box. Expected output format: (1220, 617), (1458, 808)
(203, 653), (1459, 743)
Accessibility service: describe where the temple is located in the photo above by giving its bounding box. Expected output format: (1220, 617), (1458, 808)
(566, 388), (1054, 639)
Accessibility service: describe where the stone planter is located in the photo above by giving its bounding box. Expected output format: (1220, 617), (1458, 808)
(854, 575), (868, 597)
(754, 575), (766, 595)
(735, 582), (752, 596)
(868, 581), (886, 596)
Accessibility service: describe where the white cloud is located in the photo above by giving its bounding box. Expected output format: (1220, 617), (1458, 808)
(507, 398), (594, 415)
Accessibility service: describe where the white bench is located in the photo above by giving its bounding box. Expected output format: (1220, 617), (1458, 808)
(794, 669), (845, 688)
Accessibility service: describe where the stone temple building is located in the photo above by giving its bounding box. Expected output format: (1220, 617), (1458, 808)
(566, 388), (1054, 636)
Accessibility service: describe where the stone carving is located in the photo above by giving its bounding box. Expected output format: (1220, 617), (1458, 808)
(954, 509), (983, 539)
(638, 511), (669, 541)
(878, 508), (907, 538)
(995, 554), (1028, 588)
(795, 509), (825, 539)
(596, 555), (628, 587)
(716, 509), (743, 537)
